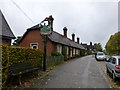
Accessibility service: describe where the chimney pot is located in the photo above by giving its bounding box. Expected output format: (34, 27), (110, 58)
(63, 27), (67, 37)
(90, 42), (92, 46)
(72, 33), (75, 41)
(77, 37), (80, 44)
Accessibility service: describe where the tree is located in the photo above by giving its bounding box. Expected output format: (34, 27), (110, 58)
(105, 32), (120, 55)
(94, 43), (103, 52)
(12, 36), (22, 46)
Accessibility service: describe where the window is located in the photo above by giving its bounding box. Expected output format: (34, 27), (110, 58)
(112, 58), (116, 64)
(57, 44), (62, 54)
(97, 52), (105, 55)
(30, 43), (38, 49)
(76, 49), (79, 55)
(70, 48), (72, 57)
(108, 57), (113, 63)
(66, 47), (69, 55)
(73, 48), (75, 55)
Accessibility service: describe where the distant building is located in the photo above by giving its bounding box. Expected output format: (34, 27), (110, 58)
(0, 10), (15, 46)
(18, 23), (85, 59)
(81, 42), (95, 54)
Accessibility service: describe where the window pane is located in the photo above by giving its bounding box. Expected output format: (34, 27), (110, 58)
(30, 43), (38, 49)
(33, 45), (37, 49)
(112, 58), (116, 64)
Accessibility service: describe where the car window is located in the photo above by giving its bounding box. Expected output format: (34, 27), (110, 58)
(107, 57), (112, 62)
(112, 58), (116, 64)
(97, 52), (104, 55)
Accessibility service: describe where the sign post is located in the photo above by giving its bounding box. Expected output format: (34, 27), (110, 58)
(40, 15), (54, 71)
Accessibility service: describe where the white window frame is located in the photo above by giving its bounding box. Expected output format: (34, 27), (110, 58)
(76, 49), (79, 55)
(73, 48), (75, 55)
(66, 47), (69, 55)
(30, 43), (38, 49)
(70, 48), (72, 57)
(57, 44), (62, 54)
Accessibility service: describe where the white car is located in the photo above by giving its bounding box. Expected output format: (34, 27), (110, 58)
(95, 52), (106, 61)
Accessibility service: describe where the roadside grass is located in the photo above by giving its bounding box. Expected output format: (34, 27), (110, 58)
(107, 74), (120, 89)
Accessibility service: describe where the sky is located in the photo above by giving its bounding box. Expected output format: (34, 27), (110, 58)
(0, 0), (119, 49)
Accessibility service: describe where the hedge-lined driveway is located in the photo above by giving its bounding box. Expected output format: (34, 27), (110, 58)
(32, 55), (111, 88)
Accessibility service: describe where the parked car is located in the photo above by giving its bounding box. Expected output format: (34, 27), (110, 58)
(106, 55), (111, 61)
(106, 56), (120, 81)
(95, 52), (106, 61)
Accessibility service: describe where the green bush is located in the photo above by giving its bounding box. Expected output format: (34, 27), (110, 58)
(105, 32), (120, 55)
(2, 45), (43, 86)
(51, 51), (62, 56)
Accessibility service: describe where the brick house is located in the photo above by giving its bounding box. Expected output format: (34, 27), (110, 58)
(81, 42), (95, 54)
(18, 24), (85, 59)
(0, 10), (15, 46)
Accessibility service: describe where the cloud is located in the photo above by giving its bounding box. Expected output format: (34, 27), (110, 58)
(0, 0), (118, 48)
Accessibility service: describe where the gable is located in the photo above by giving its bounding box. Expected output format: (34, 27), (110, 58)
(0, 10), (15, 39)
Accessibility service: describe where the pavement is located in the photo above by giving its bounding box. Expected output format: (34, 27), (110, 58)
(30, 55), (112, 88)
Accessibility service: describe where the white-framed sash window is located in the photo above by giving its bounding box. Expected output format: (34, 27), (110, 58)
(66, 47), (69, 55)
(73, 48), (75, 55)
(57, 44), (62, 54)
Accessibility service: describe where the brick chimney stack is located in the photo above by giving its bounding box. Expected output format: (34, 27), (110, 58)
(72, 33), (75, 42)
(63, 27), (67, 37)
(77, 37), (80, 44)
(90, 42), (92, 46)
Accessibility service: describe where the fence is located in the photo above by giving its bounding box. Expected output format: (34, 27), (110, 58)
(46, 56), (64, 68)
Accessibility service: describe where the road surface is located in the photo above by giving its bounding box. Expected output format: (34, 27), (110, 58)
(32, 55), (111, 88)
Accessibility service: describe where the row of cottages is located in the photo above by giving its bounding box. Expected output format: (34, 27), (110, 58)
(81, 42), (96, 54)
(18, 25), (85, 59)
(0, 10), (15, 46)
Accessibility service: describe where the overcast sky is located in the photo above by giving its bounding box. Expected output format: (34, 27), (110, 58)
(0, 0), (118, 49)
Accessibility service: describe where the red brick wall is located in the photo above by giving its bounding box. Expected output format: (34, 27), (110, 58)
(19, 30), (57, 56)
(2, 38), (11, 46)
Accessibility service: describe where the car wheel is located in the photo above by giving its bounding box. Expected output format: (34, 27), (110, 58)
(112, 72), (117, 82)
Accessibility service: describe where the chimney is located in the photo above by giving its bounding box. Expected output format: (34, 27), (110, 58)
(63, 27), (67, 37)
(72, 33), (75, 41)
(48, 15), (54, 31)
(90, 42), (92, 46)
(77, 37), (80, 44)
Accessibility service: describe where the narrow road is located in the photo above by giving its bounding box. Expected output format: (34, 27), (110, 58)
(32, 55), (111, 88)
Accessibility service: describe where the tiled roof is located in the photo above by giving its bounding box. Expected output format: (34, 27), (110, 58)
(20, 24), (85, 50)
(48, 31), (85, 49)
(0, 10), (15, 39)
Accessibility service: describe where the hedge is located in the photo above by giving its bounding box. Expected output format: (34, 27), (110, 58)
(51, 51), (62, 56)
(2, 45), (43, 86)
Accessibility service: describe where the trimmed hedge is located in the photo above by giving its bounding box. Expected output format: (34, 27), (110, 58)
(2, 45), (43, 86)
(51, 51), (63, 56)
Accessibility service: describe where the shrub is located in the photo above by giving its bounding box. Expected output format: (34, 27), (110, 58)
(2, 45), (43, 86)
(51, 51), (62, 56)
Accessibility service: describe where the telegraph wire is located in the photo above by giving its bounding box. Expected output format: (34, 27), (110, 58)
(11, 0), (35, 24)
